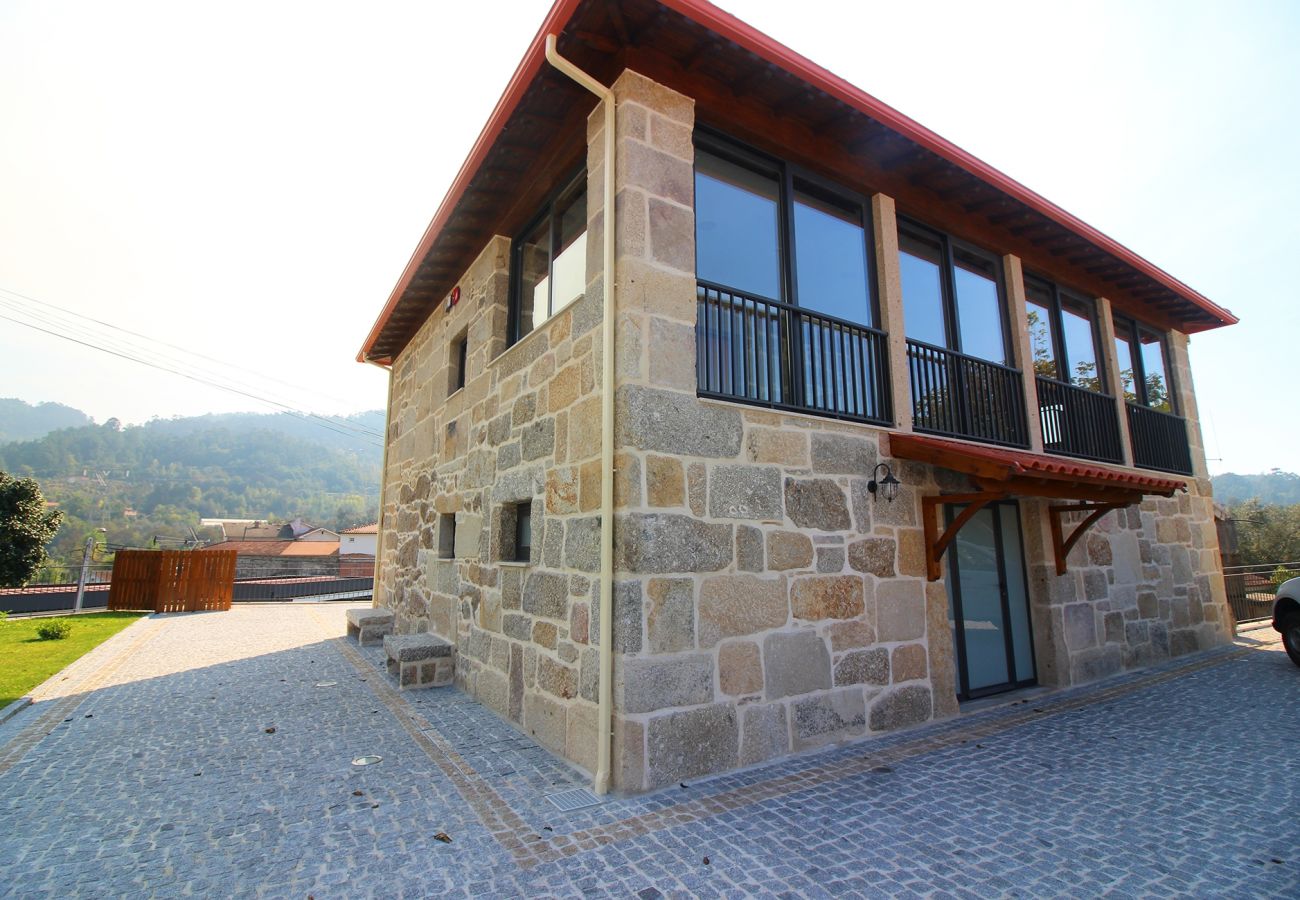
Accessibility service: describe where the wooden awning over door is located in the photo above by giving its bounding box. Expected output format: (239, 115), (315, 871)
(887, 433), (1186, 580)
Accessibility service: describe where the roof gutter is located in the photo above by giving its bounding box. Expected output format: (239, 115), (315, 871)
(356, 0), (588, 364)
(544, 34), (617, 797)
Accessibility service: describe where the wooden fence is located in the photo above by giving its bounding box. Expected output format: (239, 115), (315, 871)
(108, 550), (237, 613)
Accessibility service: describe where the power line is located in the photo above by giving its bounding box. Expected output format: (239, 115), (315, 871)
(0, 312), (384, 448)
(0, 286), (384, 430)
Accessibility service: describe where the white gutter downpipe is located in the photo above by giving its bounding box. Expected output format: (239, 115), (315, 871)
(367, 358), (395, 611)
(544, 34), (616, 796)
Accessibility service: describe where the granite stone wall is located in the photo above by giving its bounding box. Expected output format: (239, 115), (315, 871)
(374, 66), (1233, 793)
(376, 192), (608, 770)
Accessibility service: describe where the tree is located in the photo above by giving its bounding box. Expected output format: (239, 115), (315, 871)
(1230, 498), (1300, 566)
(0, 471), (63, 587)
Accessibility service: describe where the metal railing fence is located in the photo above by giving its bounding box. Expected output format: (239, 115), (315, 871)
(1222, 561), (1299, 624)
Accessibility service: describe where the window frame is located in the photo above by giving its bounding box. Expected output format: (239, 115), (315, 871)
(1023, 273), (1107, 394)
(897, 216), (1013, 366)
(1113, 314), (1177, 413)
(508, 167), (588, 346)
(693, 128), (881, 329)
(449, 330), (468, 395)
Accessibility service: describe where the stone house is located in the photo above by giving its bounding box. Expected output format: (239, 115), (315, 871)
(357, 0), (1237, 794)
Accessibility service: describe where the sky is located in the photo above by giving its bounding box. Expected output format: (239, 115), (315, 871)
(0, 0), (1296, 475)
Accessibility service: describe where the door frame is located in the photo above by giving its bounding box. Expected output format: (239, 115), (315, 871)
(946, 499), (1039, 701)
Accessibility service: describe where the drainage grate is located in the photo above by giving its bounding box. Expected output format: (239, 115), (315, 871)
(545, 787), (602, 812)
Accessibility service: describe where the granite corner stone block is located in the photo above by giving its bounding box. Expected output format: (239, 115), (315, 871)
(646, 703), (739, 787)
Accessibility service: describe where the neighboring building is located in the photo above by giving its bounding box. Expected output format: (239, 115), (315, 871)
(340, 523), (379, 557)
(199, 539), (339, 578)
(358, 0), (1237, 793)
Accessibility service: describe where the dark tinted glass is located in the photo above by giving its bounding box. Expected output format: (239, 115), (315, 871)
(695, 150), (781, 299)
(899, 230), (946, 347)
(793, 188), (872, 325)
(1060, 295), (1102, 392)
(952, 250), (1005, 364)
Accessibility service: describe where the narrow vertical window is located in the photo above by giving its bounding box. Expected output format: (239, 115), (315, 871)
(1113, 327), (1138, 404)
(449, 332), (468, 395)
(438, 513), (456, 560)
(1024, 280), (1059, 381)
(513, 502), (532, 563)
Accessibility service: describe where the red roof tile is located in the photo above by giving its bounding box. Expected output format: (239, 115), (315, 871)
(888, 433), (1186, 496)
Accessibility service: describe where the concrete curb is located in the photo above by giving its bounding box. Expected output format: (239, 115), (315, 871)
(0, 696), (33, 725)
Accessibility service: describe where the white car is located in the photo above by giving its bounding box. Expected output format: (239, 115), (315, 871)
(1274, 576), (1300, 667)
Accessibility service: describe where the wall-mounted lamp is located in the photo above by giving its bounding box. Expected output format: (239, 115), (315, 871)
(867, 463), (901, 503)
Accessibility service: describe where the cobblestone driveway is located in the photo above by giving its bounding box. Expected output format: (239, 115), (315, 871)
(0, 605), (1294, 898)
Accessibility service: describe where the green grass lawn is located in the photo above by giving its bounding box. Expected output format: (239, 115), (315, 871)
(0, 612), (146, 707)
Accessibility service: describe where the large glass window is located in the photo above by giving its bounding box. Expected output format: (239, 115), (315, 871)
(792, 187), (872, 324)
(1113, 314), (1175, 412)
(898, 219), (1008, 364)
(693, 132), (887, 425)
(1024, 275), (1105, 393)
(695, 151), (781, 299)
(693, 138), (876, 325)
(898, 230), (946, 349)
(510, 172), (587, 343)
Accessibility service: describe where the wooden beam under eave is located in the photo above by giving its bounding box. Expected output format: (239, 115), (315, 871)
(1049, 501), (1129, 575)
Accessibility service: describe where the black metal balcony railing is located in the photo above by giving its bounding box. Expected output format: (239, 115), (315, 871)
(907, 339), (1029, 448)
(1035, 377), (1124, 464)
(1127, 402), (1194, 475)
(696, 281), (891, 425)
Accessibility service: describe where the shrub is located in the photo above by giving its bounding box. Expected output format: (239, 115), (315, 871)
(1270, 565), (1298, 589)
(36, 619), (72, 640)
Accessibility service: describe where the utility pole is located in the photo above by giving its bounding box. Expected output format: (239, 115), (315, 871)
(73, 528), (107, 613)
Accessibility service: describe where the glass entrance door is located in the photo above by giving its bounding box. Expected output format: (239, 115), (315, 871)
(945, 502), (1036, 700)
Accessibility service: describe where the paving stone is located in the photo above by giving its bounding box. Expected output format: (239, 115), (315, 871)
(0, 604), (1292, 900)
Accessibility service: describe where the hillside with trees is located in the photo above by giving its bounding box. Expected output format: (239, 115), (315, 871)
(1212, 469), (1300, 506)
(0, 398), (93, 443)
(0, 407), (382, 567)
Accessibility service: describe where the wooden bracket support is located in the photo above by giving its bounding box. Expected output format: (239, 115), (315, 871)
(921, 491), (1006, 581)
(1048, 502), (1129, 575)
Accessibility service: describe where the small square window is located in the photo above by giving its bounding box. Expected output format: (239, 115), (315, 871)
(495, 500), (534, 564)
(438, 513), (456, 560)
(449, 332), (468, 395)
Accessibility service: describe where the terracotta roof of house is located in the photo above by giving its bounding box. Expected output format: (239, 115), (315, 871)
(358, 0), (1236, 365)
(279, 542), (341, 557)
(200, 540), (340, 558)
(200, 540), (295, 557)
(888, 433), (1186, 497)
(340, 523), (379, 534)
